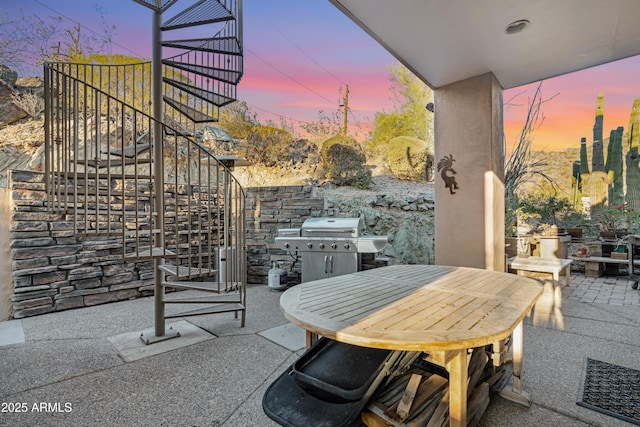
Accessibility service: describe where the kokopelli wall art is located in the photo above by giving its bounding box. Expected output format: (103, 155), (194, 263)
(437, 154), (459, 194)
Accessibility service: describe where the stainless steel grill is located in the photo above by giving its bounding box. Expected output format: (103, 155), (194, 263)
(275, 217), (387, 282)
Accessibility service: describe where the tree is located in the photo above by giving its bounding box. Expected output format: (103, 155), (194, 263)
(0, 8), (115, 76)
(240, 125), (292, 166)
(301, 109), (343, 139)
(218, 101), (258, 140)
(504, 82), (559, 206)
(504, 82), (563, 234)
(369, 63), (434, 147)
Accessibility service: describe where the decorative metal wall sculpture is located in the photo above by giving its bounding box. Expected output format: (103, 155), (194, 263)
(437, 154), (459, 194)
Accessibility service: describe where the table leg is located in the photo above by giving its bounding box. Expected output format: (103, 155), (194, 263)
(305, 331), (317, 348)
(499, 320), (532, 407)
(446, 349), (468, 427)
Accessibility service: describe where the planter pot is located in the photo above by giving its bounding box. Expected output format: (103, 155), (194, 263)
(516, 225), (532, 235)
(538, 235), (571, 259)
(516, 235), (530, 258)
(611, 251), (628, 260)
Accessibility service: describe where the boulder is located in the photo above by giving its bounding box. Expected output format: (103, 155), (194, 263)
(0, 65), (18, 86)
(0, 79), (27, 128)
(16, 76), (44, 98)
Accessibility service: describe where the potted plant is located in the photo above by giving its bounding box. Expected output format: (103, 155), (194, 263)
(512, 207), (540, 257)
(515, 207), (540, 235)
(594, 203), (640, 239)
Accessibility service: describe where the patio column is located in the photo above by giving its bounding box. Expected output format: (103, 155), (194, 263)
(434, 72), (505, 271)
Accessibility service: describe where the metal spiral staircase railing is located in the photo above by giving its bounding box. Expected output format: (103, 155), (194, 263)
(43, 0), (245, 343)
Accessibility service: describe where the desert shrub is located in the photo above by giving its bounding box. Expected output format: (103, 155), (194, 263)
(11, 91), (44, 118)
(321, 135), (371, 189)
(387, 136), (434, 181)
(240, 125), (292, 166)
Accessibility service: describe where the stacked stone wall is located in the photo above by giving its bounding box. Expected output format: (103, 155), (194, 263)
(245, 185), (326, 285)
(5, 173), (332, 317)
(8, 170), (155, 319)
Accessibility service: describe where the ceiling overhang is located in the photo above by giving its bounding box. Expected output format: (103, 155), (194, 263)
(329, 0), (640, 90)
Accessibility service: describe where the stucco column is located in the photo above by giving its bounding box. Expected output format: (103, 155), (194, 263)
(434, 73), (505, 271)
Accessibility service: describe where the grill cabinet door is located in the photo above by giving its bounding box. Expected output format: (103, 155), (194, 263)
(302, 252), (360, 282)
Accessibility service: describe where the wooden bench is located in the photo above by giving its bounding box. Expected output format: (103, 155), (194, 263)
(508, 256), (572, 286)
(569, 255), (640, 277)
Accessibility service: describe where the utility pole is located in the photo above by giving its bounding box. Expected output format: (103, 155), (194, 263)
(342, 85), (349, 136)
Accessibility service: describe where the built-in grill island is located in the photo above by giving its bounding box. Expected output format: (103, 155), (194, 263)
(275, 217), (387, 282)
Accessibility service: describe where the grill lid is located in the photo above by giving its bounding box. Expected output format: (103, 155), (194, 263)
(301, 217), (362, 237)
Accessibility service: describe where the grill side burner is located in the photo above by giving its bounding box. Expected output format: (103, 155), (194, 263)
(275, 218), (387, 282)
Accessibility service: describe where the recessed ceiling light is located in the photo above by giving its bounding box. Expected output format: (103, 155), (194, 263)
(505, 19), (530, 35)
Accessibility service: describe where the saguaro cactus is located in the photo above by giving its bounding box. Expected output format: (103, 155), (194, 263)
(590, 94), (608, 215)
(579, 137), (590, 182)
(626, 98), (640, 210)
(572, 160), (582, 208)
(607, 126), (624, 205)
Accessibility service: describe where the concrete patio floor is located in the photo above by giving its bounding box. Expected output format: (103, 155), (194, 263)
(0, 270), (639, 427)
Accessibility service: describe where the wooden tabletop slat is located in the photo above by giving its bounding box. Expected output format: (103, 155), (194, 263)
(359, 290), (458, 333)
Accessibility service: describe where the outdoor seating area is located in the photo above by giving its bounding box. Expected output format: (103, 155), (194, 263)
(1, 270), (638, 426)
(3, 1), (640, 426)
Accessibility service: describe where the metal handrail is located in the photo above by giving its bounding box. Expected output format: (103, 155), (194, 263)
(44, 61), (246, 292)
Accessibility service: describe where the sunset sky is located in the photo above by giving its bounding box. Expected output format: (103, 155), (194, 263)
(8, 0), (640, 152)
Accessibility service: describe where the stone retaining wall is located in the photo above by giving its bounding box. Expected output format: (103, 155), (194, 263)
(5, 171), (333, 318)
(8, 170), (156, 319)
(245, 185), (326, 285)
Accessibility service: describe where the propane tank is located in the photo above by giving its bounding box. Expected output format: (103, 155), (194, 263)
(268, 261), (288, 291)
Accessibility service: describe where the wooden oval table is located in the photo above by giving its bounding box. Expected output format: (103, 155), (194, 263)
(280, 264), (544, 427)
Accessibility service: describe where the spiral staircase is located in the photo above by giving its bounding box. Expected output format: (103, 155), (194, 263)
(43, 0), (246, 343)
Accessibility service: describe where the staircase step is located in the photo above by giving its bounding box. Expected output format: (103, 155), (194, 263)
(53, 172), (153, 180)
(125, 229), (162, 237)
(162, 0), (234, 31)
(125, 247), (176, 259)
(161, 118), (195, 137)
(162, 36), (241, 55)
(163, 77), (234, 107)
(163, 293), (242, 304)
(74, 208), (157, 217)
(102, 142), (151, 158)
(163, 96), (219, 123)
(163, 60), (242, 84)
(73, 158), (151, 168)
(164, 303), (244, 319)
(132, 0), (178, 13)
(162, 282), (225, 293)
(61, 189), (153, 197)
(176, 229), (220, 235)
(75, 229), (159, 237)
(159, 264), (216, 278)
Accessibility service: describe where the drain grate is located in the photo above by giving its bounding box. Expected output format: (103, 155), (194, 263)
(577, 358), (640, 425)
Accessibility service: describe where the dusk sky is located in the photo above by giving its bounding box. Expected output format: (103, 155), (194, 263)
(7, 0), (640, 152)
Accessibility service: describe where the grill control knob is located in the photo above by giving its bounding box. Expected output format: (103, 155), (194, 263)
(307, 242), (313, 249)
(284, 243), (290, 249)
(331, 242), (337, 249)
(344, 243), (350, 250)
(318, 242), (325, 249)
